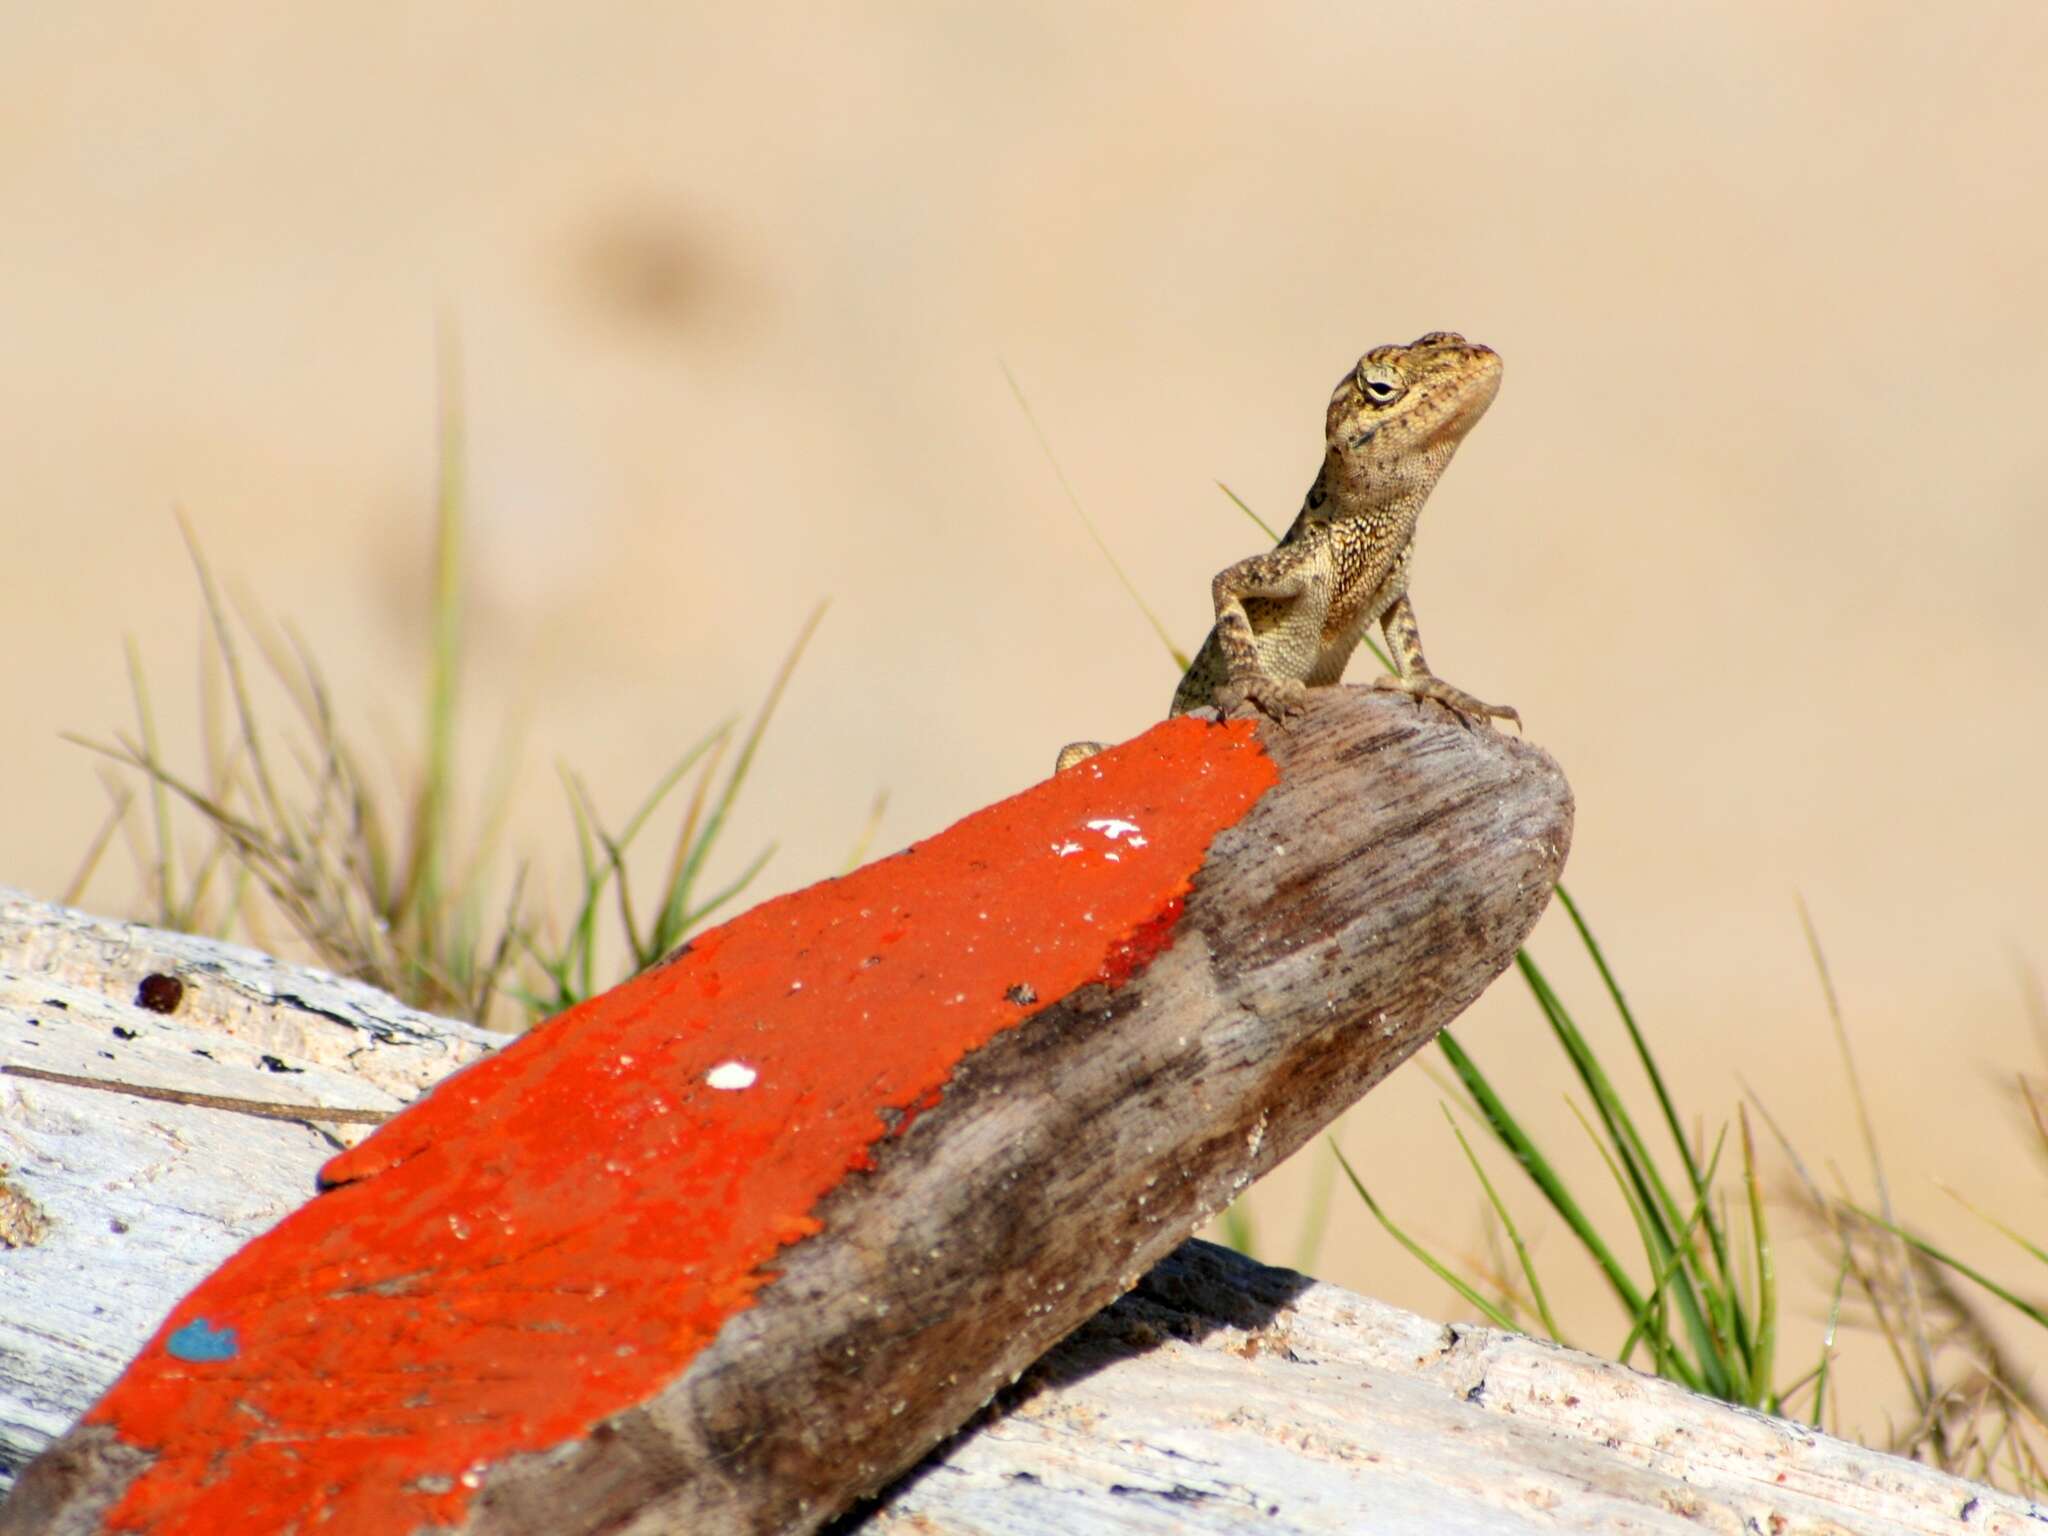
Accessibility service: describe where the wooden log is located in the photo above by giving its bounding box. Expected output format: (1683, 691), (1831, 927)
(0, 890), (499, 1486)
(851, 1239), (2048, 1536)
(3, 954), (2037, 1536)
(4, 755), (2038, 1533)
(2, 688), (1571, 1535)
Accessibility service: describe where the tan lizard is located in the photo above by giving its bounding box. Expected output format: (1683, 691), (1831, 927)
(1057, 332), (1515, 772)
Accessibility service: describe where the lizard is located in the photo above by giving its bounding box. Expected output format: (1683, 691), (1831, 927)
(1056, 331), (1516, 773)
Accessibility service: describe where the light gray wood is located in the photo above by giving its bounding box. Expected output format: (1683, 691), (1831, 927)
(852, 1239), (2043, 1536)
(0, 890), (499, 1484)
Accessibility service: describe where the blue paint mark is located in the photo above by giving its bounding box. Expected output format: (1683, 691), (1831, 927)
(165, 1317), (239, 1363)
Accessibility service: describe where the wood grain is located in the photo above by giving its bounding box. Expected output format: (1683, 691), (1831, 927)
(849, 1239), (2048, 1536)
(456, 690), (1570, 1535)
(3, 687), (1569, 1535)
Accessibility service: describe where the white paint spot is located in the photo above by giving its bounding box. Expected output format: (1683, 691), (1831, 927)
(706, 1060), (758, 1091)
(1087, 817), (1143, 841)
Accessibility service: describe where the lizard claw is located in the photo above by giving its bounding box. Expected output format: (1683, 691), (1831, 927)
(1214, 674), (1309, 724)
(1371, 673), (1518, 730)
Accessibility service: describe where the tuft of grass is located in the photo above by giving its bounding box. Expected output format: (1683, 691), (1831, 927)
(1742, 910), (2048, 1486)
(1347, 910), (1787, 1412)
(516, 602), (825, 1016)
(1414, 892), (2048, 1489)
(70, 349), (831, 1029)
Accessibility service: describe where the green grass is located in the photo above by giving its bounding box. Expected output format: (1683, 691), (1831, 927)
(1325, 850), (2048, 1489)
(1348, 902), (1784, 1410)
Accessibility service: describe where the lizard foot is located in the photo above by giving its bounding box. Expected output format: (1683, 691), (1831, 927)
(1212, 674), (1309, 723)
(1055, 740), (1105, 773)
(1371, 673), (1520, 730)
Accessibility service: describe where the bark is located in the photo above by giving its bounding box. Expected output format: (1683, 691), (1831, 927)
(2, 689), (1596, 1533)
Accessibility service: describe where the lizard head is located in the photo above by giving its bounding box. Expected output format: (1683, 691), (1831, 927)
(1322, 332), (1501, 504)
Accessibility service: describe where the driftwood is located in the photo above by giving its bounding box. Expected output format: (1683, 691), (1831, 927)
(0, 889), (497, 1483)
(853, 1238), (2042, 1536)
(4, 690), (1568, 1534)
(0, 754), (2037, 1533)
(2, 900), (2038, 1534)
(475, 696), (1568, 1536)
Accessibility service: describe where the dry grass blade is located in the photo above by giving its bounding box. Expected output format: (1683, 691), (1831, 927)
(1797, 897), (1940, 1423)
(1002, 359), (1189, 673)
(61, 771), (135, 909)
(176, 510), (294, 856)
(840, 789), (890, 875)
(1768, 1145), (2047, 1480)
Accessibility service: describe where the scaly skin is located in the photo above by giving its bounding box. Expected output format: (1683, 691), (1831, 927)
(1057, 333), (1515, 773)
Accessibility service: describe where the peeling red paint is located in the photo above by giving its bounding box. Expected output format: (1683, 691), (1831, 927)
(82, 716), (1276, 1534)
(1097, 893), (1185, 988)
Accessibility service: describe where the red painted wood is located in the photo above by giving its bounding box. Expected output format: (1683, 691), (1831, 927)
(81, 716), (1277, 1534)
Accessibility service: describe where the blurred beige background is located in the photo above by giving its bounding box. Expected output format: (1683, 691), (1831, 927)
(5, 3), (2045, 1436)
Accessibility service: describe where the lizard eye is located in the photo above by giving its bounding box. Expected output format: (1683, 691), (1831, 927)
(1356, 365), (1405, 405)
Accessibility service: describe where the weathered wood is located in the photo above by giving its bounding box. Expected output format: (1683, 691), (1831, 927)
(848, 1239), (2048, 1536)
(565, 694), (1567, 1536)
(4, 689), (1570, 1533)
(0, 891), (498, 1487)
(1, 804), (2038, 1533)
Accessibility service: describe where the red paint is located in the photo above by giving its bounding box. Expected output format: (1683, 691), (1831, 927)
(83, 716), (1276, 1534)
(1097, 894), (1185, 988)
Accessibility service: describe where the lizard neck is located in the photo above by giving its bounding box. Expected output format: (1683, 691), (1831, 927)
(1280, 452), (1434, 545)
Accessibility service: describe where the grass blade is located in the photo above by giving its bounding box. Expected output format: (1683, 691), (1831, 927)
(1440, 1103), (1566, 1343)
(1333, 1142), (1520, 1331)
(658, 603), (825, 953)
(1436, 1030), (1648, 1320)
(1003, 361), (1188, 673)
(1848, 1207), (2048, 1330)
(1214, 480), (1282, 543)
(408, 313), (467, 952)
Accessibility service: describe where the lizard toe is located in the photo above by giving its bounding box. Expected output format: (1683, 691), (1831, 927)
(1246, 676), (1308, 722)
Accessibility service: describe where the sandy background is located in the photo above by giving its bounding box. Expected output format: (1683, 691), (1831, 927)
(5, 4), (2046, 1436)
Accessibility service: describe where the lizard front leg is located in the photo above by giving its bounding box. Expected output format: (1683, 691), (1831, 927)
(1061, 546), (1321, 769)
(1204, 547), (1327, 722)
(1373, 590), (1519, 727)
